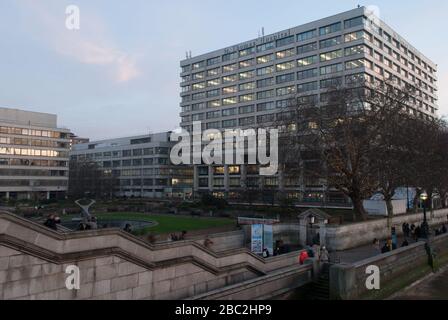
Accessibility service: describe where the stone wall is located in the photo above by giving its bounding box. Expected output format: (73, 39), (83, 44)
(189, 262), (314, 300)
(330, 233), (448, 300)
(325, 209), (448, 251)
(0, 212), (303, 300)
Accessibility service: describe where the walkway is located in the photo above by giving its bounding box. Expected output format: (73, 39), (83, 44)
(390, 265), (448, 300)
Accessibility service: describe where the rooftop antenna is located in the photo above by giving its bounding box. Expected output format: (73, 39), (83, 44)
(262, 27), (265, 36)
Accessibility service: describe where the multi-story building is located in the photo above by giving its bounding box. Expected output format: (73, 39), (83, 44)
(69, 133), (89, 148)
(0, 107), (71, 200)
(179, 6), (438, 203)
(70, 132), (193, 198)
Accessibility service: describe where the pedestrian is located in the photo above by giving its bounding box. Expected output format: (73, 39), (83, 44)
(442, 224), (447, 234)
(203, 236), (213, 249)
(319, 246), (330, 263)
(373, 238), (381, 253)
(262, 248), (270, 258)
(381, 242), (390, 254)
(306, 246), (315, 258)
(123, 223), (132, 233)
(43, 214), (58, 231)
(299, 250), (309, 265)
(402, 239), (409, 247)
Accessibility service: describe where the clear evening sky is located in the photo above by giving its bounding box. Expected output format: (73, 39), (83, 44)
(0, 0), (446, 140)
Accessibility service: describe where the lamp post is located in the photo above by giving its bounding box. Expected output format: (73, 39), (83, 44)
(420, 192), (429, 239)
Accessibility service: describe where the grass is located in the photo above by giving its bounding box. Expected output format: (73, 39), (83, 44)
(63, 211), (235, 235)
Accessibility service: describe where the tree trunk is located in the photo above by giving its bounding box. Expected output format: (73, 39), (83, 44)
(351, 196), (368, 221)
(385, 196), (394, 228)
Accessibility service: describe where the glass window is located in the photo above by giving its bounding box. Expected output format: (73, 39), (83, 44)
(297, 42), (317, 55)
(257, 101), (276, 112)
(222, 119), (237, 128)
(222, 63), (238, 73)
(239, 47), (255, 57)
(257, 77), (274, 88)
(207, 68), (220, 77)
(207, 56), (220, 66)
(222, 97), (237, 105)
(239, 70), (255, 80)
(257, 54), (274, 64)
(256, 41), (275, 53)
(297, 29), (317, 42)
(239, 93), (255, 103)
(222, 74), (238, 83)
(297, 55), (317, 67)
(257, 90), (275, 100)
(297, 68), (318, 80)
(222, 52), (238, 62)
(320, 49), (343, 62)
(319, 36), (342, 49)
(297, 81), (318, 93)
(276, 72), (295, 84)
(222, 108), (238, 117)
(239, 59), (255, 69)
(207, 78), (220, 87)
(320, 77), (342, 88)
(239, 82), (256, 91)
(345, 44), (366, 56)
(276, 35), (295, 47)
(276, 60), (295, 71)
(276, 48), (296, 59)
(345, 58), (367, 70)
(319, 22), (341, 36)
(256, 65), (275, 76)
(344, 16), (365, 29)
(239, 105), (255, 114)
(320, 63), (343, 75)
(222, 86), (237, 94)
(276, 85), (296, 96)
(239, 117), (255, 126)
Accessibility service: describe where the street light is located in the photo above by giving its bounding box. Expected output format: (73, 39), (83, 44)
(420, 192), (429, 239)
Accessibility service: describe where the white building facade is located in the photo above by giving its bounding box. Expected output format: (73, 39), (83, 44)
(0, 108), (71, 200)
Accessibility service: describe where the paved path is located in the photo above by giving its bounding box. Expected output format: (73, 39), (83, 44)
(331, 236), (412, 263)
(391, 265), (448, 300)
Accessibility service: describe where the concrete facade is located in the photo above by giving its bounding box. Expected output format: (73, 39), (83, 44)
(178, 7), (438, 202)
(70, 132), (193, 198)
(0, 107), (70, 200)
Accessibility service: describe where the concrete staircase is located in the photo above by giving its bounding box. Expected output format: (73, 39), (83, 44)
(306, 264), (330, 300)
(0, 211), (310, 300)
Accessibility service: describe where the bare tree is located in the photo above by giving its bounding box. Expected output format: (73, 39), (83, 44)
(69, 160), (117, 199)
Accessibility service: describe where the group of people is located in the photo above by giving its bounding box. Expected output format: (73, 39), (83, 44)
(168, 231), (187, 241)
(298, 244), (330, 265)
(435, 224), (447, 236)
(43, 214), (61, 231)
(78, 217), (98, 231)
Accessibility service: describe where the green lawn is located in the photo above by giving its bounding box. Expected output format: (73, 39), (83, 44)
(65, 212), (235, 234)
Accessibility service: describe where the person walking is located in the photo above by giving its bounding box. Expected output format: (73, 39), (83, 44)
(319, 246), (330, 263)
(299, 250), (309, 265)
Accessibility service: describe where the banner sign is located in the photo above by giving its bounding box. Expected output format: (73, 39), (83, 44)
(251, 224), (264, 254)
(263, 224), (274, 256)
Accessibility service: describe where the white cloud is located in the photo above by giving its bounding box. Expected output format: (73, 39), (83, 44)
(18, 1), (140, 83)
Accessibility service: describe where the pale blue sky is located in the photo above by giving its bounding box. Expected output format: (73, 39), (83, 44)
(0, 0), (446, 139)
